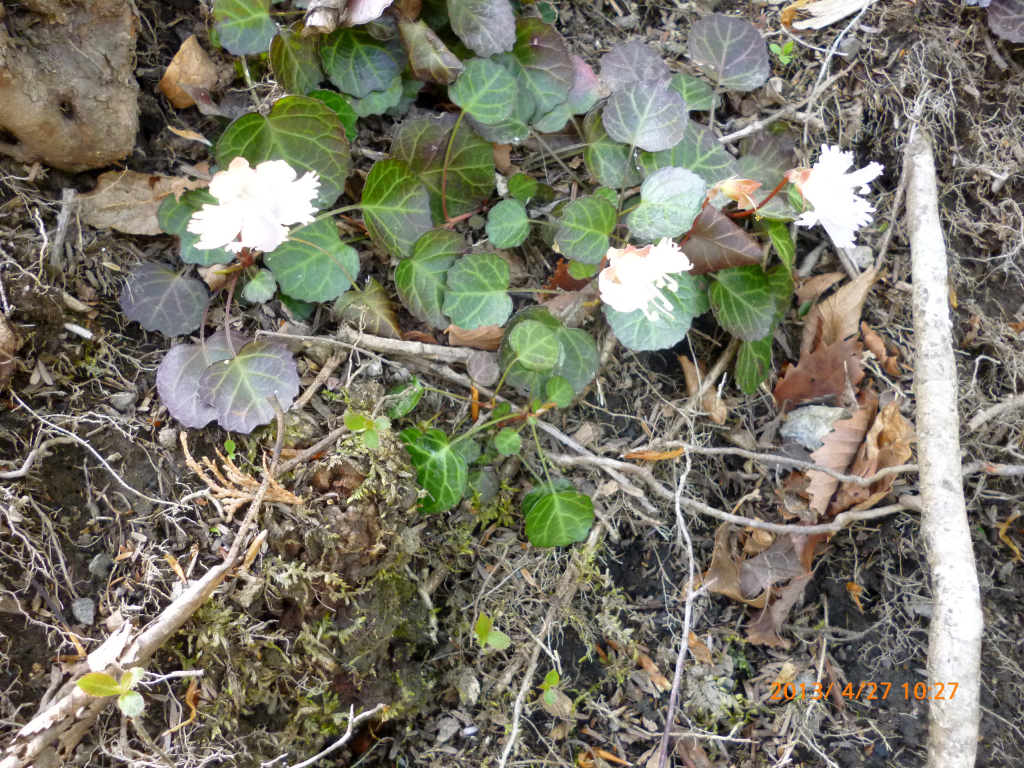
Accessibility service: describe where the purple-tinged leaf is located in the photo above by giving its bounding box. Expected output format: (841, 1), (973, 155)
(531, 55), (604, 133)
(582, 108), (643, 189)
(988, 0), (1024, 42)
(689, 14), (770, 93)
(603, 82), (688, 153)
(506, 18), (573, 121)
(398, 20), (465, 85)
(119, 264), (209, 337)
(680, 205), (763, 276)
(449, 0), (516, 57)
(738, 130), (798, 220)
(157, 330), (248, 429)
(601, 41), (671, 91)
(198, 340), (300, 434)
(639, 121), (740, 187)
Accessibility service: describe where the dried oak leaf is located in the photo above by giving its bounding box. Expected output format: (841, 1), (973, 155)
(800, 266), (878, 354)
(805, 398), (877, 516)
(77, 170), (206, 235)
(688, 631), (713, 665)
(794, 271), (845, 304)
(546, 259), (592, 293)
(446, 324), (503, 351)
(773, 338), (865, 412)
(747, 572), (813, 648)
(833, 399), (916, 512)
(861, 322), (902, 376)
(159, 36), (220, 109)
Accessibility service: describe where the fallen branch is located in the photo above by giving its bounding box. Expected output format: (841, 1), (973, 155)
(906, 128), (983, 768)
(270, 703), (386, 768)
(966, 393), (1024, 433)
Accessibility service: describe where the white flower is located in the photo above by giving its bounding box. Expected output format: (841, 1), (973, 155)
(786, 145), (883, 249)
(187, 157), (320, 253)
(599, 239), (694, 321)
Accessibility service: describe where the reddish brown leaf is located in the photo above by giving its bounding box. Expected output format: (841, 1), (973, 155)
(806, 399), (877, 516)
(800, 267), (878, 354)
(638, 654), (671, 692)
(773, 339), (865, 412)
(546, 259), (592, 292)
(446, 324), (503, 351)
(688, 631), (713, 664)
(493, 144), (515, 176)
(704, 525), (768, 608)
(833, 400), (916, 512)
(746, 572), (813, 648)
(159, 36), (219, 109)
(402, 330), (439, 344)
(680, 205), (763, 276)
(794, 272), (845, 304)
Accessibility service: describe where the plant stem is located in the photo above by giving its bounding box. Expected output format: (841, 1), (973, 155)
(616, 144), (637, 220)
(727, 177), (789, 218)
(529, 421), (556, 491)
(222, 271), (240, 355)
(441, 112), (465, 224)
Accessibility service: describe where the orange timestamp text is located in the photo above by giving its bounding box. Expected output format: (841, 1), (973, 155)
(770, 681), (959, 701)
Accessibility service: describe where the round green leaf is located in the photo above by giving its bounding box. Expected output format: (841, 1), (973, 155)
(554, 195), (616, 265)
(506, 17), (573, 121)
(638, 122), (740, 188)
(449, 0), (516, 57)
(308, 89), (358, 141)
(217, 96), (351, 209)
(242, 268), (277, 303)
(583, 109), (643, 189)
(530, 54), (602, 133)
(600, 41), (671, 91)
(627, 167), (706, 240)
(509, 320), (560, 371)
(593, 187), (618, 205)
(568, 260), (598, 280)
(467, 466), (499, 504)
(265, 218), (359, 302)
(442, 253), (513, 329)
(508, 173), (539, 202)
(689, 14), (770, 93)
(603, 81), (689, 153)
(498, 307), (598, 397)
(386, 78), (425, 118)
(545, 375), (574, 408)
(214, 0), (278, 55)
(270, 25), (323, 95)
(467, 85), (533, 145)
(333, 277), (402, 340)
(157, 190), (235, 267)
(486, 630), (511, 650)
(494, 427), (522, 457)
(344, 412), (375, 431)
(197, 340), (300, 433)
(362, 158), (434, 259)
(391, 115), (495, 222)
(669, 73), (716, 111)
(486, 199), (530, 248)
(386, 377), (425, 419)
(450, 58), (518, 125)
(398, 19), (465, 85)
(119, 263), (209, 337)
(399, 427), (468, 514)
(348, 75), (404, 117)
(524, 487), (594, 547)
(362, 429), (381, 450)
(708, 266), (777, 342)
(76, 673), (122, 698)
(117, 691), (145, 718)
(320, 26), (405, 98)
(157, 330), (247, 429)
(602, 272), (706, 352)
(395, 229), (466, 328)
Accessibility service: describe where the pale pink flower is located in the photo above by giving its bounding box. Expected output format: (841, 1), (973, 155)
(599, 239), (693, 321)
(786, 145), (883, 249)
(717, 178), (762, 211)
(187, 157), (320, 253)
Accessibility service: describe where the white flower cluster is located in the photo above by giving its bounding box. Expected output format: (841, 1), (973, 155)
(187, 157), (320, 254)
(598, 239), (694, 321)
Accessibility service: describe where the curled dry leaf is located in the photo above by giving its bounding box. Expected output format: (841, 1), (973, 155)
(805, 396), (877, 516)
(688, 631), (713, 665)
(861, 322), (902, 376)
(679, 355), (727, 424)
(159, 36), (220, 109)
(623, 447), (685, 461)
(402, 330), (440, 344)
(800, 266), (878, 354)
(0, 315), (25, 390)
(746, 572), (813, 648)
(773, 338), (865, 413)
(78, 171), (207, 235)
(638, 653), (671, 692)
(446, 324), (503, 351)
(794, 271), (845, 304)
(832, 399), (916, 512)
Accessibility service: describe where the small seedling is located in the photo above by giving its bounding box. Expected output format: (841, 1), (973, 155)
(474, 615), (511, 650)
(223, 438), (237, 461)
(770, 40), (795, 65)
(76, 668), (147, 717)
(344, 412), (391, 450)
(539, 669), (560, 705)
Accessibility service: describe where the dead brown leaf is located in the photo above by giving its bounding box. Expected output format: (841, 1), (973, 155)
(846, 400), (915, 511)
(846, 581), (865, 613)
(746, 572), (813, 648)
(638, 653), (671, 692)
(801, 267), (878, 354)
(679, 356), (727, 424)
(159, 36), (220, 109)
(997, 511), (1022, 562)
(492, 144), (515, 176)
(546, 259), (592, 293)
(742, 525), (774, 556)
(688, 631), (713, 665)
(0, 315), (25, 390)
(861, 322), (902, 376)
(1008, 320), (1024, 335)
(446, 324), (503, 351)
(795, 272), (845, 304)
(624, 447), (686, 461)
(806, 398), (877, 516)
(781, 0), (813, 26)
(773, 338), (865, 412)
(676, 735), (714, 768)
(402, 330), (439, 344)
(77, 170), (206, 235)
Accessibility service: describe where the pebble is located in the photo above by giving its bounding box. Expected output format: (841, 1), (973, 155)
(158, 426), (178, 450)
(109, 391), (138, 412)
(72, 597), (95, 625)
(88, 552), (115, 577)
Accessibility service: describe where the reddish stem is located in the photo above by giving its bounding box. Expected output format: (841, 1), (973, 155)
(726, 177), (790, 218)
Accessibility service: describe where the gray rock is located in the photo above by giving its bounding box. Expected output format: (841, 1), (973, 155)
(88, 552), (115, 577)
(780, 406), (849, 451)
(72, 597), (95, 625)
(157, 426), (178, 450)
(109, 391), (138, 412)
